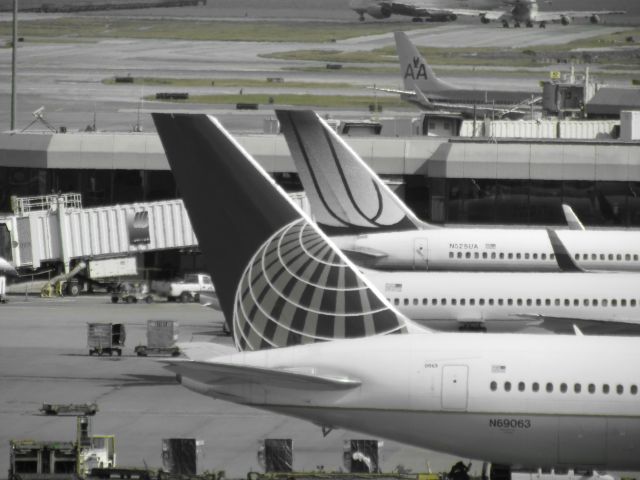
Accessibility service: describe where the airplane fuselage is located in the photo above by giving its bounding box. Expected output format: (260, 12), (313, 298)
(364, 269), (640, 331)
(181, 333), (640, 470)
(332, 228), (640, 272)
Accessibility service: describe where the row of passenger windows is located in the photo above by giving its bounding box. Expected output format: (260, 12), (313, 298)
(392, 297), (639, 308)
(448, 251), (640, 262)
(490, 380), (639, 396)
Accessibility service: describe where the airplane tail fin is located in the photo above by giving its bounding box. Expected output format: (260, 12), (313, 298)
(276, 109), (431, 235)
(394, 31), (454, 93)
(152, 113), (425, 352)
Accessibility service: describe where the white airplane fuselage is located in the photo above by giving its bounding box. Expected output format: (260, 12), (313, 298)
(332, 228), (640, 272)
(364, 269), (639, 331)
(181, 333), (640, 470)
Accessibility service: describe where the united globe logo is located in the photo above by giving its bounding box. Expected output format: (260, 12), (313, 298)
(232, 219), (407, 351)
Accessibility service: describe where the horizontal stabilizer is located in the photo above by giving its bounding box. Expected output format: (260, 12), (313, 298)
(513, 314), (640, 336)
(165, 360), (361, 391)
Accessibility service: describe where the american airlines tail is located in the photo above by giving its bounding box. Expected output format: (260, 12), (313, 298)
(275, 109), (432, 235)
(394, 31), (456, 93)
(152, 113), (424, 352)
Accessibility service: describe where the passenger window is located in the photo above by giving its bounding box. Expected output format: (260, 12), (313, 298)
(516, 299), (522, 306)
(555, 299), (560, 306)
(465, 252), (471, 259)
(516, 253), (521, 259)
(612, 299), (617, 307)
(518, 382), (525, 392)
(546, 383), (553, 393)
(550, 254), (555, 260)
(625, 254), (631, 261)
(404, 298), (409, 306)
(609, 254), (614, 261)
(394, 299), (399, 306)
(508, 253), (513, 260)
(533, 253), (538, 260)
(600, 254), (605, 261)
(574, 383), (581, 393)
(584, 299), (589, 306)
(488, 299), (494, 306)
(499, 253), (504, 259)
(526, 299), (532, 306)
(603, 384), (610, 394)
(452, 299), (457, 306)
(469, 298), (475, 306)
(541, 253), (547, 260)
(498, 299), (504, 306)
(634, 255), (639, 261)
(591, 254), (597, 260)
(479, 298), (485, 306)
(564, 299), (570, 307)
(560, 383), (567, 393)
(582, 254), (588, 261)
(616, 254), (622, 261)
(574, 254), (580, 261)
(602, 299), (608, 307)
(593, 299), (598, 307)
(588, 384), (596, 394)
(621, 299), (627, 307)
(504, 381), (511, 392)
(617, 385), (624, 395)
(532, 382), (539, 392)
(413, 298), (418, 306)
(507, 299), (513, 306)
(491, 252), (496, 259)
(441, 298), (447, 306)
(573, 299), (579, 306)
(460, 299), (466, 306)
(457, 252), (462, 259)
(490, 381), (497, 391)
(525, 253), (530, 260)
(432, 298), (438, 306)
(631, 385), (638, 395)
(482, 252), (487, 259)
(536, 299), (541, 306)
(632, 299), (637, 307)
(423, 298), (428, 306)
(545, 299), (551, 306)
(449, 252), (454, 259)
(474, 252), (479, 259)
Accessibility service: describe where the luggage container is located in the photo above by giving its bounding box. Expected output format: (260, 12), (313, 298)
(134, 320), (179, 357)
(87, 323), (125, 356)
(161, 438), (204, 475)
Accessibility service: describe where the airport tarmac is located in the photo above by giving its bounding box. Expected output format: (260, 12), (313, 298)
(0, 295), (470, 477)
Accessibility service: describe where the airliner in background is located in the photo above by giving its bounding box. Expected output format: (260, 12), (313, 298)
(153, 112), (640, 478)
(275, 109), (640, 273)
(351, 0), (624, 27)
(389, 31), (541, 117)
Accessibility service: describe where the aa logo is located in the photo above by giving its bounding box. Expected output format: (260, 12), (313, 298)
(404, 56), (428, 80)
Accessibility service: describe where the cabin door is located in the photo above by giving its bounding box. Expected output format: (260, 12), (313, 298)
(413, 238), (428, 270)
(441, 365), (468, 411)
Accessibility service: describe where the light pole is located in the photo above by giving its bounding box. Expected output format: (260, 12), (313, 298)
(11, 0), (18, 131)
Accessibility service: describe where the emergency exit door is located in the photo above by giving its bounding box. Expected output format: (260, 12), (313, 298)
(414, 238), (428, 270)
(441, 365), (468, 411)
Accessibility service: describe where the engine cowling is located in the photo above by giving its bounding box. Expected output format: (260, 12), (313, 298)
(590, 14), (601, 24)
(560, 14), (572, 25)
(366, 3), (392, 18)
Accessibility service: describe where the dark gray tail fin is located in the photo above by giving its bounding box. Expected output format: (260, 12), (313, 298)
(394, 31), (455, 93)
(276, 109), (430, 235)
(152, 114), (423, 352)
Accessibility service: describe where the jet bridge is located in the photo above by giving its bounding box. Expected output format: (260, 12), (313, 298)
(0, 193), (198, 272)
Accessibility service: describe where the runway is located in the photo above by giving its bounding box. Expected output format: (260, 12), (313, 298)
(0, 295), (468, 477)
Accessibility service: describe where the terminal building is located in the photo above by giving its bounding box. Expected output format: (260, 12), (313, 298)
(1, 128), (639, 275)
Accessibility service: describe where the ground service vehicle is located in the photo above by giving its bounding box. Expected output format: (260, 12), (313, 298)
(87, 323), (126, 356)
(152, 273), (214, 303)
